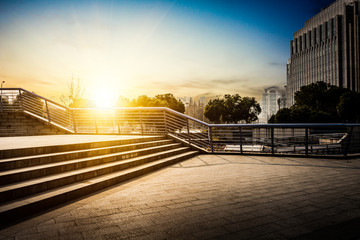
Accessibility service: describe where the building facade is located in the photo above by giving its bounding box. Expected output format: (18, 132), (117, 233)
(258, 86), (286, 123)
(287, 0), (360, 106)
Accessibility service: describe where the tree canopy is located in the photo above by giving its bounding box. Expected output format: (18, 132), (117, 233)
(270, 82), (360, 123)
(204, 94), (261, 124)
(122, 93), (185, 113)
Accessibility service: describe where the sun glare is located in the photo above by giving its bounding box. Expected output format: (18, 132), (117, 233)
(90, 86), (117, 108)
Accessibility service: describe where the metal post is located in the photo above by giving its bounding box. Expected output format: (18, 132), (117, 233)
(186, 118), (191, 144)
(0, 81), (3, 112)
(95, 115), (98, 134)
(18, 90), (24, 111)
(305, 128), (309, 156)
(271, 127), (275, 155)
(72, 110), (77, 133)
(117, 120), (121, 134)
(140, 111), (144, 135)
(209, 126), (214, 153)
(163, 109), (168, 134)
(239, 127), (243, 154)
(45, 100), (51, 122)
(344, 126), (354, 157)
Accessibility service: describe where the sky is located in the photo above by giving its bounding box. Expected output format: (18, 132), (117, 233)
(0, 0), (335, 106)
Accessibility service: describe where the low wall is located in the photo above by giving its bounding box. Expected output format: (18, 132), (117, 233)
(0, 112), (69, 137)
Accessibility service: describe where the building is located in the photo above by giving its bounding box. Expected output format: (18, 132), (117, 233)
(287, 0), (360, 106)
(259, 86), (286, 123)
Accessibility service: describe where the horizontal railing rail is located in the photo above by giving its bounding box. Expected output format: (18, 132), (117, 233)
(1, 88), (360, 157)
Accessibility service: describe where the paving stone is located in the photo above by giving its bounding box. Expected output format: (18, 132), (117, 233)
(1, 155), (360, 240)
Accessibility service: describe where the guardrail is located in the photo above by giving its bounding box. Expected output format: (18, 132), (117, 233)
(1, 88), (359, 157)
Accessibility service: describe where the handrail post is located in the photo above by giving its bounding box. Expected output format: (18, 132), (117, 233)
(305, 128), (309, 156)
(45, 100), (51, 122)
(95, 114), (98, 134)
(140, 110), (144, 135)
(186, 118), (191, 144)
(344, 126), (354, 157)
(209, 126), (214, 153)
(163, 109), (168, 134)
(271, 127), (275, 155)
(72, 109), (77, 133)
(0, 88), (3, 112)
(18, 89), (24, 111)
(239, 127), (243, 154)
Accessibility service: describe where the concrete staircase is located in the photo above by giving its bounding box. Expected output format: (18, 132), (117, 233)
(0, 136), (198, 227)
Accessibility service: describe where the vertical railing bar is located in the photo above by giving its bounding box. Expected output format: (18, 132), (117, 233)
(72, 109), (77, 133)
(18, 90), (24, 111)
(271, 127), (275, 155)
(305, 128), (309, 156)
(164, 109), (168, 135)
(209, 126), (214, 153)
(0, 88), (3, 112)
(117, 118), (121, 135)
(239, 127), (243, 154)
(45, 100), (51, 122)
(95, 113), (98, 134)
(186, 118), (191, 145)
(140, 110), (144, 135)
(345, 126), (354, 157)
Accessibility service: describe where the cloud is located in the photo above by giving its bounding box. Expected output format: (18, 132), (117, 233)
(268, 61), (286, 67)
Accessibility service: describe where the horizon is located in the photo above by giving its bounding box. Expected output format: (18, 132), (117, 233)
(0, 0), (334, 107)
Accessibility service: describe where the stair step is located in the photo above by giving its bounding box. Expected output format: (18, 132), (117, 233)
(0, 136), (167, 159)
(0, 139), (174, 171)
(0, 151), (198, 226)
(0, 143), (183, 185)
(0, 147), (190, 202)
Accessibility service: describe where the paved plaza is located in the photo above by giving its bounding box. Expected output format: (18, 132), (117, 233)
(1, 154), (360, 239)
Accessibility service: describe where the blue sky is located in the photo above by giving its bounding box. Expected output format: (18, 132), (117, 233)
(0, 0), (335, 104)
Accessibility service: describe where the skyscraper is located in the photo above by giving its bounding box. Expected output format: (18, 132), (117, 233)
(258, 86), (286, 123)
(287, 0), (360, 106)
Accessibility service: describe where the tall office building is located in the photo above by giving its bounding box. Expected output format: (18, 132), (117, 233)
(258, 86), (286, 123)
(287, 0), (360, 106)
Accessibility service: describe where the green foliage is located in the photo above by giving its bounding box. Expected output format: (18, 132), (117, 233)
(204, 94), (261, 123)
(127, 93), (185, 113)
(271, 81), (360, 123)
(337, 91), (360, 123)
(204, 98), (224, 124)
(69, 98), (95, 108)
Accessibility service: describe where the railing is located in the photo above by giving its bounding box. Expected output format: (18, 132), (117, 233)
(1, 88), (360, 157)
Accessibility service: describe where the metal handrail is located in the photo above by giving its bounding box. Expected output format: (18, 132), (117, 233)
(1, 88), (360, 157)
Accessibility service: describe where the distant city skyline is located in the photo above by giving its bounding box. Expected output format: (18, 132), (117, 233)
(0, 0), (334, 106)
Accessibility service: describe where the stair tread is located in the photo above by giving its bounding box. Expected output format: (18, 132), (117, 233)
(0, 139), (173, 163)
(0, 147), (190, 192)
(0, 143), (182, 176)
(0, 151), (198, 212)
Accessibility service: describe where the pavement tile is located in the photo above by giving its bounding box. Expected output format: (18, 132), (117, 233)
(1, 155), (360, 240)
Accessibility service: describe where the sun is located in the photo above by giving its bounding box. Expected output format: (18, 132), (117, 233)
(89, 86), (117, 108)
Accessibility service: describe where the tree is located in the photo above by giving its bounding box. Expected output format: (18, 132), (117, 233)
(204, 98), (224, 124)
(204, 94), (261, 124)
(127, 94), (185, 113)
(337, 91), (360, 122)
(271, 81), (359, 123)
(69, 98), (95, 108)
(116, 96), (130, 107)
(155, 94), (185, 113)
(294, 82), (347, 117)
(60, 77), (86, 107)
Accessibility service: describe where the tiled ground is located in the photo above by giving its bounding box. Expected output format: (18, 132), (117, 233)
(1, 154), (360, 240)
